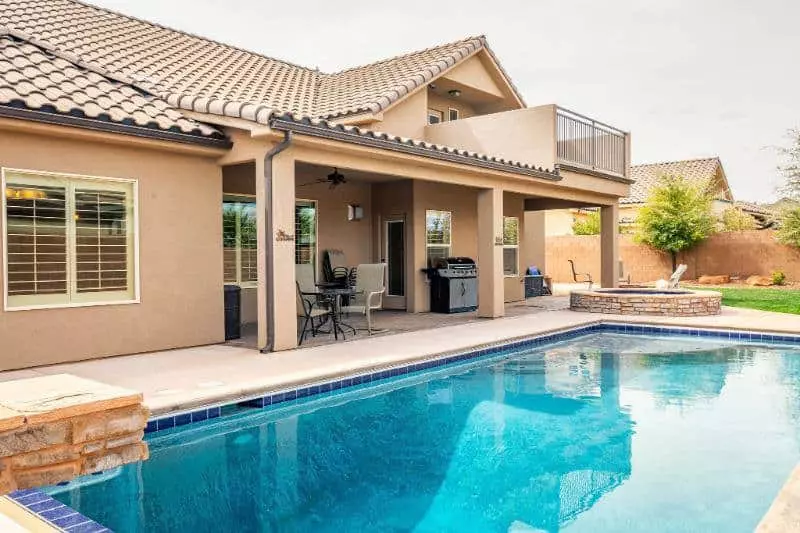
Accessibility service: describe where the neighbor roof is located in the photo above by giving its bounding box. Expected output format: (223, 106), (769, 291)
(0, 0), (523, 123)
(0, 28), (227, 144)
(623, 157), (730, 204)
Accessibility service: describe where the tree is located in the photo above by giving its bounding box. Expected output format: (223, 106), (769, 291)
(572, 210), (600, 235)
(635, 175), (717, 271)
(720, 206), (756, 231)
(778, 129), (800, 200)
(776, 206), (800, 247)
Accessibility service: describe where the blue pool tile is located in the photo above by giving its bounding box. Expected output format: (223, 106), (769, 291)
(27, 498), (63, 513)
(156, 417), (175, 431)
(175, 413), (192, 427)
(191, 409), (208, 422)
(9, 488), (40, 498)
(207, 407), (221, 419)
(66, 522), (109, 533)
(10, 491), (48, 505)
(286, 389), (298, 400)
(145, 420), (158, 433)
(53, 512), (92, 529)
(241, 397), (266, 408)
(40, 505), (75, 521)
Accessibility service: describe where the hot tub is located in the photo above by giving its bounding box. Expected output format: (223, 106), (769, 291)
(570, 288), (722, 316)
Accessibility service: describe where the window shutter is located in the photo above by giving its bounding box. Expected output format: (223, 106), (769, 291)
(5, 182), (68, 301)
(74, 189), (130, 293)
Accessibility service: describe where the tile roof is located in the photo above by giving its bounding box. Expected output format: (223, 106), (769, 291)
(0, 0), (521, 123)
(623, 157), (727, 204)
(0, 27), (226, 142)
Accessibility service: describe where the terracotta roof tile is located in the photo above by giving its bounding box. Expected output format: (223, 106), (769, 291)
(623, 157), (725, 204)
(0, 0), (523, 123)
(0, 30), (225, 139)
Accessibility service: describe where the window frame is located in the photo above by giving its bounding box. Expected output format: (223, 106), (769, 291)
(294, 198), (318, 271)
(223, 194), (259, 288)
(502, 216), (519, 277)
(427, 109), (444, 125)
(425, 209), (452, 265)
(2, 167), (140, 311)
(448, 108), (460, 121)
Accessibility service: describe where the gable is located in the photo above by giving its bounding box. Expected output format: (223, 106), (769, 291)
(443, 55), (505, 98)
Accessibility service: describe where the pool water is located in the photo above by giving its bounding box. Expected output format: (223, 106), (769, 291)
(50, 333), (800, 532)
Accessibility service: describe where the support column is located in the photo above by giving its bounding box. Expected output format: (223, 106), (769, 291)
(256, 151), (297, 351)
(600, 203), (620, 288)
(477, 188), (504, 318)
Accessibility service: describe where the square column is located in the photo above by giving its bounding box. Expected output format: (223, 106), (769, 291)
(477, 188), (504, 318)
(256, 151), (297, 351)
(600, 203), (620, 289)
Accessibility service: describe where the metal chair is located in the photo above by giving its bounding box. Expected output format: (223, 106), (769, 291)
(341, 263), (386, 335)
(568, 259), (593, 289)
(296, 282), (329, 345)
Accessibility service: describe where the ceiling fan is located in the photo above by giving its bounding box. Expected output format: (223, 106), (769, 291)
(298, 168), (347, 189)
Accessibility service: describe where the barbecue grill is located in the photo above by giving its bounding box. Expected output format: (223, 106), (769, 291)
(427, 257), (478, 313)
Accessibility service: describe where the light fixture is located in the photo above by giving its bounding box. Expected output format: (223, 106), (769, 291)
(448, 89), (461, 98)
(428, 83), (437, 90)
(347, 204), (364, 221)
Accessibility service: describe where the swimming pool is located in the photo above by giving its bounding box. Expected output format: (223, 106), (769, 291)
(46, 331), (800, 532)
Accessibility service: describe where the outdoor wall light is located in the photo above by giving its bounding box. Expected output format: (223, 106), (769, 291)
(348, 204), (364, 221)
(448, 89), (461, 98)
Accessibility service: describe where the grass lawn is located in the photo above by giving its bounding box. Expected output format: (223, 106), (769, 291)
(691, 286), (800, 315)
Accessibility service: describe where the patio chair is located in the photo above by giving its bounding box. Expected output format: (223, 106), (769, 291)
(341, 263), (386, 335)
(619, 260), (632, 286)
(295, 263), (316, 294)
(568, 260), (593, 289)
(656, 264), (688, 289)
(296, 282), (329, 345)
(322, 249), (353, 286)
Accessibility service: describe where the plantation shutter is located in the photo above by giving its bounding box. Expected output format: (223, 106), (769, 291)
(74, 189), (130, 294)
(5, 178), (69, 306)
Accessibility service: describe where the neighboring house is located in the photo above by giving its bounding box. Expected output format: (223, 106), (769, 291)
(0, 0), (631, 369)
(546, 157), (743, 235)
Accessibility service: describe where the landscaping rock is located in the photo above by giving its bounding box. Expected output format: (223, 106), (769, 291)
(747, 275), (774, 287)
(698, 275), (730, 285)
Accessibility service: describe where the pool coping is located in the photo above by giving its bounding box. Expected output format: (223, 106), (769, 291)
(10, 320), (800, 532)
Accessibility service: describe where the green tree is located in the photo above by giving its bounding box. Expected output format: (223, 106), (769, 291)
(635, 175), (717, 271)
(572, 211), (601, 235)
(776, 206), (800, 247)
(720, 206), (756, 231)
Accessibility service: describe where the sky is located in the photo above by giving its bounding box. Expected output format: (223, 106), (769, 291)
(91, 0), (800, 202)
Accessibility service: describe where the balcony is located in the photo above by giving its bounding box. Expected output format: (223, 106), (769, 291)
(556, 107), (628, 177)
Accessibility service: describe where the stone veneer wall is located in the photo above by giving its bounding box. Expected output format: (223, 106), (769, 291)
(570, 291), (722, 316)
(0, 375), (149, 494)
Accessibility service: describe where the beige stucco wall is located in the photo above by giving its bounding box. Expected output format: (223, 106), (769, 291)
(376, 90), (428, 140)
(0, 130), (224, 370)
(427, 92), (477, 121)
(545, 209), (576, 236)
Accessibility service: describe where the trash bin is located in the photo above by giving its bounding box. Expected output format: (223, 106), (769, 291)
(224, 284), (241, 340)
(524, 275), (544, 298)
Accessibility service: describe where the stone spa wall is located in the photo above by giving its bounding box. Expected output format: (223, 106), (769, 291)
(0, 374), (148, 494)
(570, 290), (722, 316)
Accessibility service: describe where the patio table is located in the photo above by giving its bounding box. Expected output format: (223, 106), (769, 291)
(303, 286), (361, 340)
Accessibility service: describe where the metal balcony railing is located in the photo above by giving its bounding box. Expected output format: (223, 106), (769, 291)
(556, 107), (627, 176)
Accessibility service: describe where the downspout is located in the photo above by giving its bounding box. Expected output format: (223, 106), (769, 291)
(261, 130), (293, 353)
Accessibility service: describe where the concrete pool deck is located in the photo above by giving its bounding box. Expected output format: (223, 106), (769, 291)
(2, 304), (800, 417)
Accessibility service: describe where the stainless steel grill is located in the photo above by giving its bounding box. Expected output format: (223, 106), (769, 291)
(429, 257), (478, 313)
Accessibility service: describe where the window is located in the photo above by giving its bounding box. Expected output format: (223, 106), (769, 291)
(426, 210), (451, 265)
(295, 200), (317, 267)
(448, 108), (460, 121)
(223, 198), (257, 286)
(3, 169), (137, 309)
(428, 109), (444, 125)
(222, 198), (318, 284)
(503, 216), (519, 276)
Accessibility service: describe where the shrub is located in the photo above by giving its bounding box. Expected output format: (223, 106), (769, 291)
(572, 211), (600, 235)
(721, 206), (756, 231)
(772, 270), (787, 286)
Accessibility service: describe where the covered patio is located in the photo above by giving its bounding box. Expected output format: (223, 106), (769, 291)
(218, 118), (627, 353)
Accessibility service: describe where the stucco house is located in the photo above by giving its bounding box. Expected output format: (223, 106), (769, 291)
(546, 157), (736, 235)
(0, 0), (631, 370)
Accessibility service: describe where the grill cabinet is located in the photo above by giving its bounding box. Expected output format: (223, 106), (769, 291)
(429, 257), (478, 313)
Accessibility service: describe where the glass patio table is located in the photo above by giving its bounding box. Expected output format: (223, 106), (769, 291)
(302, 285), (361, 340)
